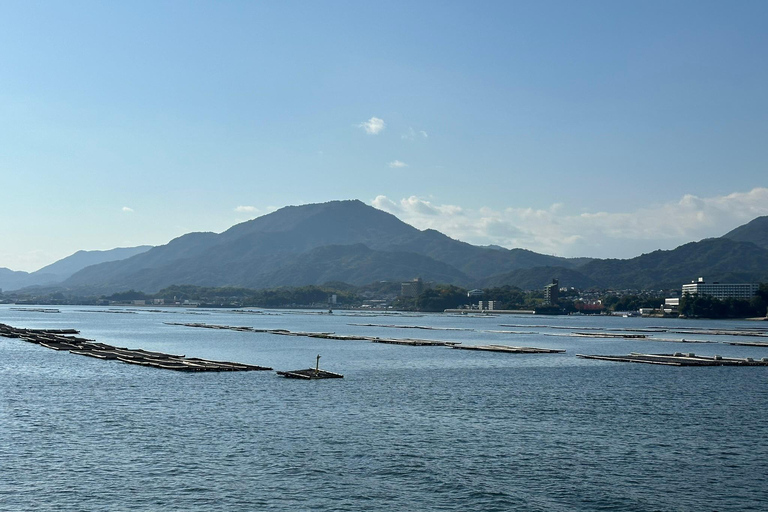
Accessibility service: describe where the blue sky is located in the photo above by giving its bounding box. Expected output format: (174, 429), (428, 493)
(1, 1), (767, 271)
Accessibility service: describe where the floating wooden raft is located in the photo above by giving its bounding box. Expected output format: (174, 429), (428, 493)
(168, 322), (457, 346)
(0, 322), (271, 372)
(577, 352), (768, 367)
(370, 337), (453, 346)
(572, 332), (647, 339)
(276, 368), (344, 379)
(453, 344), (565, 354)
(10, 307), (61, 313)
(277, 355), (343, 379)
(726, 341), (768, 347)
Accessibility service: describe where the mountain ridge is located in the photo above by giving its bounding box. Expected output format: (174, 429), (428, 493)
(0, 246), (152, 292)
(60, 200), (587, 294)
(6, 201), (768, 295)
(722, 215), (768, 250)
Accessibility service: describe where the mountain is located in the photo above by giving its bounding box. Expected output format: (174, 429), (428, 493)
(247, 244), (470, 288)
(0, 268), (57, 292)
(473, 218), (768, 291)
(0, 246), (153, 292)
(62, 200), (585, 294)
(34, 246), (153, 281)
(479, 266), (600, 290)
(722, 216), (768, 250)
(481, 237), (768, 291)
(576, 237), (768, 289)
(20, 201), (768, 296)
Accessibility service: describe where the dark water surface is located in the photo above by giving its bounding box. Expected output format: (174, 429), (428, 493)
(1, 306), (767, 511)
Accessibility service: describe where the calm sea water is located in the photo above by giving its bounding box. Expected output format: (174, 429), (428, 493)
(1, 305), (767, 511)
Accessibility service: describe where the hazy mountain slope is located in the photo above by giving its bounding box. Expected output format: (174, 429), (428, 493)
(0, 268), (59, 292)
(0, 246), (154, 292)
(721, 216), (768, 250)
(65, 232), (220, 287)
(63, 200), (578, 293)
(577, 238), (768, 289)
(34, 246), (153, 281)
(221, 201), (586, 278)
(63, 243), (469, 294)
(57, 202), (768, 295)
(478, 266), (600, 290)
(248, 244), (470, 289)
(385, 228), (585, 278)
(478, 236), (768, 291)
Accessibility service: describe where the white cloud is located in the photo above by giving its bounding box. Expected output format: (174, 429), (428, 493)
(402, 127), (428, 140)
(370, 188), (768, 258)
(388, 160), (408, 168)
(235, 205), (259, 213)
(122, 207), (134, 213)
(358, 117), (385, 135)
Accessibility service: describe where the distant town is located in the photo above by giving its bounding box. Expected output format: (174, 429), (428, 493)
(2, 275), (766, 320)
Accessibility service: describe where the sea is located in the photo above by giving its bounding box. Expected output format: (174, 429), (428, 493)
(1, 305), (767, 511)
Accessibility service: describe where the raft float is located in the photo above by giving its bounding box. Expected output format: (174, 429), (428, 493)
(577, 352), (768, 366)
(0, 323), (271, 372)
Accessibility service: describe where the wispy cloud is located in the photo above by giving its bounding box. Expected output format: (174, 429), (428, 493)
(122, 206), (134, 213)
(358, 117), (385, 135)
(235, 205), (259, 213)
(371, 188), (768, 258)
(388, 160), (408, 168)
(402, 127), (428, 140)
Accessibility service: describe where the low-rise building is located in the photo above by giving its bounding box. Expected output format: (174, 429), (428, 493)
(663, 297), (680, 314)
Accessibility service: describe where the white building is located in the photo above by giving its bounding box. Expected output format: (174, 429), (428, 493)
(682, 277), (759, 301)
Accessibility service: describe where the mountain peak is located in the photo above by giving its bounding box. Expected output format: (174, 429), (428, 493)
(721, 215), (768, 250)
(221, 199), (414, 240)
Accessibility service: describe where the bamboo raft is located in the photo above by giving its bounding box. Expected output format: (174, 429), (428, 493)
(453, 344), (565, 354)
(277, 355), (343, 379)
(572, 332), (648, 339)
(167, 322), (571, 353)
(726, 341), (768, 347)
(166, 322), (453, 346)
(277, 368), (344, 379)
(370, 337), (453, 346)
(577, 352), (768, 366)
(10, 307), (61, 313)
(0, 323), (271, 372)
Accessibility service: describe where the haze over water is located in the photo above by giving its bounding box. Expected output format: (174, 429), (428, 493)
(2, 306), (767, 511)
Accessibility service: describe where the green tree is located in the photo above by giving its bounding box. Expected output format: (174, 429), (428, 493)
(416, 285), (469, 312)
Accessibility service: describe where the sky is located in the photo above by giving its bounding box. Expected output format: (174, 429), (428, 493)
(1, 1), (767, 271)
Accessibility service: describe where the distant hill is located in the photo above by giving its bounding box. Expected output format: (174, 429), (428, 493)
(576, 237), (768, 289)
(0, 268), (58, 292)
(479, 266), (600, 290)
(474, 220), (768, 291)
(62, 200), (586, 294)
(722, 216), (768, 250)
(34, 246), (153, 281)
(482, 238), (768, 291)
(10, 201), (768, 295)
(0, 246), (152, 292)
